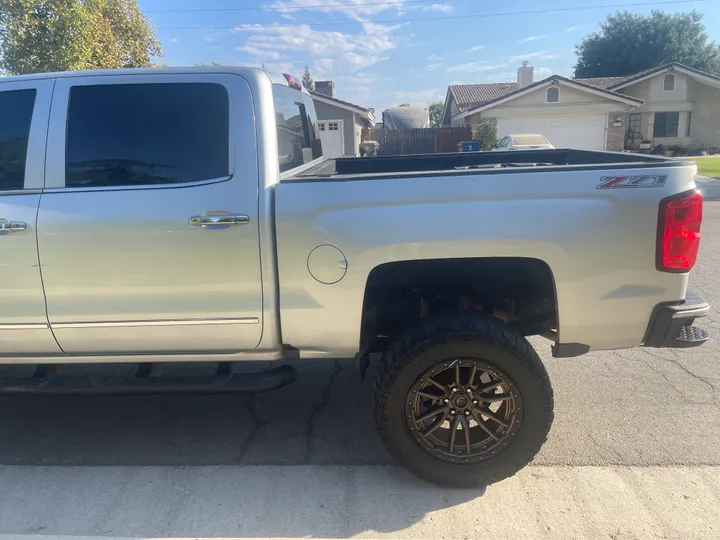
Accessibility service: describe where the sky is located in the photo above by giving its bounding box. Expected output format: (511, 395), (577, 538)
(141, 0), (720, 114)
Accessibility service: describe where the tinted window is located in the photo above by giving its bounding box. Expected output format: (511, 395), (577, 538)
(0, 89), (36, 191)
(66, 83), (229, 188)
(653, 112), (679, 138)
(272, 84), (321, 173)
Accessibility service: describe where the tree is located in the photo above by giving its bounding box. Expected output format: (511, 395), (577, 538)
(575, 10), (720, 78)
(428, 101), (444, 128)
(302, 65), (314, 91)
(0, 0), (162, 75)
(474, 120), (497, 151)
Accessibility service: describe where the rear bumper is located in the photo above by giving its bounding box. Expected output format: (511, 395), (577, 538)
(643, 289), (710, 348)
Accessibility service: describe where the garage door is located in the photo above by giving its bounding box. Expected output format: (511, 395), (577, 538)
(496, 115), (606, 150)
(318, 120), (344, 158)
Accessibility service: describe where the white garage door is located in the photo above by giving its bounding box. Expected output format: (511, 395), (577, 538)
(496, 115), (606, 150)
(318, 120), (344, 158)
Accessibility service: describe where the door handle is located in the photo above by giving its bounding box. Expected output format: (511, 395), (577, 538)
(0, 221), (26, 232)
(189, 213), (249, 228)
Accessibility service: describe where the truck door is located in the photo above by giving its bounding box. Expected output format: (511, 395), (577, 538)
(38, 73), (263, 354)
(0, 79), (61, 355)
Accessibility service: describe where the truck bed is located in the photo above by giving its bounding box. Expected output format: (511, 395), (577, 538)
(292, 149), (684, 180)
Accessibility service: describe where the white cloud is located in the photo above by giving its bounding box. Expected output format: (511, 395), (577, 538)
(268, 0), (451, 20)
(419, 3), (453, 12)
(484, 72), (517, 83)
(518, 34), (552, 43)
(539, 54), (560, 60)
(395, 88), (444, 105)
(447, 62), (505, 73)
(235, 23), (398, 71)
(534, 67), (552, 75)
(508, 51), (546, 62)
(428, 53), (442, 61)
(427, 63), (442, 72)
(236, 45), (284, 60)
(565, 25), (584, 32)
(249, 61), (301, 74)
(313, 58), (334, 77)
(205, 36), (216, 42)
(470, 45), (486, 51)
(169, 38), (178, 43)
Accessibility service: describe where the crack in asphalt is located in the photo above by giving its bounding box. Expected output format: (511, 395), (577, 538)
(639, 348), (720, 408)
(305, 359), (341, 461)
(238, 394), (266, 460)
(587, 431), (624, 463)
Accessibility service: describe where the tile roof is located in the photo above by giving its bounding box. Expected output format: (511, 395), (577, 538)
(450, 82), (518, 113)
(574, 76), (625, 89)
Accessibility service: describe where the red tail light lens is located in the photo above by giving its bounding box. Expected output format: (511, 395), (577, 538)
(283, 73), (302, 90)
(657, 190), (703, 272)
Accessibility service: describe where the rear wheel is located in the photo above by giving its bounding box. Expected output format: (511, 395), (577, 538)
(374, 312), (553, 487)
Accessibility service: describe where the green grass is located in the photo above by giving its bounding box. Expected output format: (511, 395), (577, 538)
(692, 156), (720, 179)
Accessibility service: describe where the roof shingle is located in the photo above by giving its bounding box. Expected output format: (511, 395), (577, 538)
(450, 82), (518, 113)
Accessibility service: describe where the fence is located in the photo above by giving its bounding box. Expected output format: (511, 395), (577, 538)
(362, 126), (473, 156)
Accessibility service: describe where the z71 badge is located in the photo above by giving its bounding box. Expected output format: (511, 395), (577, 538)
(597, 175), (668, 189)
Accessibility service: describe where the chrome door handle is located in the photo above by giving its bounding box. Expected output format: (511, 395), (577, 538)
(189, 213), (249, 228)
(0, 221), (26, 232)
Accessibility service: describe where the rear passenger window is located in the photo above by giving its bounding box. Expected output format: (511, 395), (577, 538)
(0, 89), (36, 191)
(66, 83), (229, 188)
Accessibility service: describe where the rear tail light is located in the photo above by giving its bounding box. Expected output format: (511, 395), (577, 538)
(657, 190), (703, 272)
(283, 73), (302, 90)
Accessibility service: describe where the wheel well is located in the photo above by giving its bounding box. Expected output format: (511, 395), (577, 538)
(359, 258), (558, 354)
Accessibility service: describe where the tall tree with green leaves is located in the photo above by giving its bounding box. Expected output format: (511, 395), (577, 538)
(0, 0), (162, 75)
(428, 101), (444, 128)
(302, 65), (314, 91)
(574, 10), (720, 78)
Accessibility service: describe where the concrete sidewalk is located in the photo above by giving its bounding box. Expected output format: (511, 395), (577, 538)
(1, 465), (719, 539)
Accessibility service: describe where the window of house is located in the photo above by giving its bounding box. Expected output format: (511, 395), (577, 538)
(0, 89), (36, 191)
(653, 112), (680, 138)
(319, 123), (326, 131)
(273, 84), (322, 172)
(546, 87), (559, 103)
(66, 83), (229, 188)
(686, 112), (692, 137)
(664, 73), (675, 91)
(328, 122), (339, 131)
(628, 113), (642, 135)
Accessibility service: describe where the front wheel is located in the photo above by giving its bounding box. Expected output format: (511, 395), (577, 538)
(374, 312), (553, 487)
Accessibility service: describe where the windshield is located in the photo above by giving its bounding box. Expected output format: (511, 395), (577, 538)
(272, 84), (322, 172)
(512, 135), (550, 146)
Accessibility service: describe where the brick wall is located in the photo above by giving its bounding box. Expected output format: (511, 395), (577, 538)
(606, 114), (626, 151)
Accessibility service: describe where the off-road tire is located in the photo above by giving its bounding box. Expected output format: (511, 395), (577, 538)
(374, 312), (553, 487)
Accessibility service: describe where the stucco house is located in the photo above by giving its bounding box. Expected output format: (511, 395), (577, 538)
(310, 81), (375, 158)
(442, 62), (720, 151)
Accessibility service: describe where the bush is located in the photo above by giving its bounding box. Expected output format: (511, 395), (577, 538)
(474, 120), (497, 151)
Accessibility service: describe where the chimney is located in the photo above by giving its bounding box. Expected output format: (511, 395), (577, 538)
(314, 80), (335, 98)
(517, 61), (534, 89)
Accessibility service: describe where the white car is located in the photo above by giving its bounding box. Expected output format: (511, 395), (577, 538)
(493, 133), (554, 151)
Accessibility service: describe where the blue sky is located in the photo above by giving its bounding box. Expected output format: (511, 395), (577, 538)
(141, 0), (720, 113)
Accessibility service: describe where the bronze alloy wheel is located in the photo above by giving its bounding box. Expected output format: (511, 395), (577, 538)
(406, 358), (523, 463)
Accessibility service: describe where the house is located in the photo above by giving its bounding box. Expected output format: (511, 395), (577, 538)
(442, 61), (720, 151)
(310, 81), (375, 158)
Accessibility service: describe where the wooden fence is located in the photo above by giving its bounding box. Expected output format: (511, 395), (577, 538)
(362, 126), (472, 156)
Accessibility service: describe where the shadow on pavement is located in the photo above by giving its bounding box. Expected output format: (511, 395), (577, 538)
(0, 359), (391, 466)
(0, 359), (486, 537)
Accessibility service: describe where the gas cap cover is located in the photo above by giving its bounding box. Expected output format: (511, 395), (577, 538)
(307, 245), (347, 284)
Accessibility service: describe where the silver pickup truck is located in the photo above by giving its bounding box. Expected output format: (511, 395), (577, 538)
(0, 67), (709, 487)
